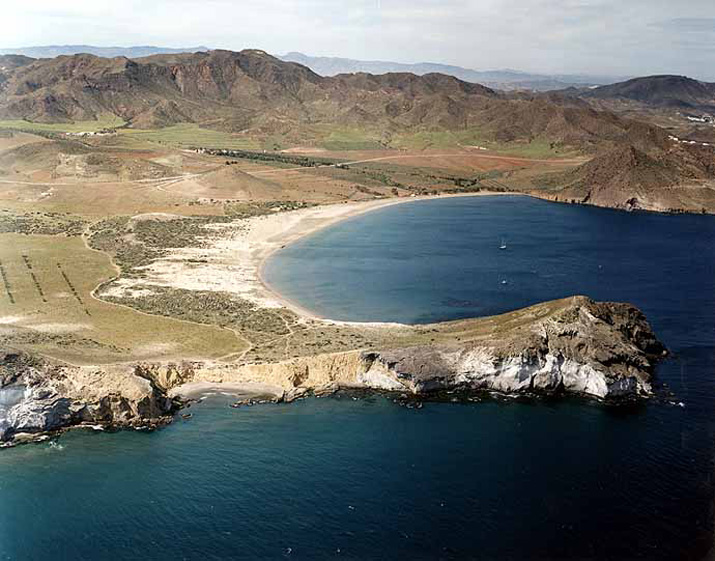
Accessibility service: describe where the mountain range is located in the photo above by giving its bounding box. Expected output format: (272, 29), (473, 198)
(0, 45), (209, 59)
(279, 52), (624, 91)
(0, 45), (623, 91)
(0, 49), (665, 151)
(0, 48), (714, 213)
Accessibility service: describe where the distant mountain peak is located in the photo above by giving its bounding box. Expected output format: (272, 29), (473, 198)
(585, 74), (715, 109)
(278, 52), (621, 91)
(0, 45), (210, 60)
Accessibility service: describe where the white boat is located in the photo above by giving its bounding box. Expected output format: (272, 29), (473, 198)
(499, 238), (507, 250)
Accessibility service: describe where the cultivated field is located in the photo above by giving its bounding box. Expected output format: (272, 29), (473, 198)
(0, 234), (242, 365)
(120, 124), (260, 150)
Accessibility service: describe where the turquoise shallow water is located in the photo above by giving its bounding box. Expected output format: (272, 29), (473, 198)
(2, 196), (715, 560)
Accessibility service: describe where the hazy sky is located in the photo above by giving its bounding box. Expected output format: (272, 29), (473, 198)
(5, 0), (715, 78)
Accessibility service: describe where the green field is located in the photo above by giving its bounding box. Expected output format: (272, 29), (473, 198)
(120, 123), (580, 157)
(120, 123), (260, 150)
(0, 118), (576, 158)
(0, 119), (259, 150)
(124, 123), (389, 152)
(319, 128), (385, 151)
(0, 116), (126, 134)
(391, 130), (470, 150)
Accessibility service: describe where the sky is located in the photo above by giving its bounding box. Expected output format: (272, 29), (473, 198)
(4, 0), (715, 79)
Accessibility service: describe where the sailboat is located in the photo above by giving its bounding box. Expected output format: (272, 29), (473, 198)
(499, 238), (507, 250)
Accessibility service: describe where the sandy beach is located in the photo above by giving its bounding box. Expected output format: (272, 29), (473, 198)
(255, 192), (527, 319)
(169, 380), (284, 399)
(104, 192), (519, 323)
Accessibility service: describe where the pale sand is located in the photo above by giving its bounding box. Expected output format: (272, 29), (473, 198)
(169, 380), (283, 399)
(112, 192), (519, 322)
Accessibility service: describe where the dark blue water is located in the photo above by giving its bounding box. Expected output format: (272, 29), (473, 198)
(2, 196), (715, 560)
(264, 196), (715, 329)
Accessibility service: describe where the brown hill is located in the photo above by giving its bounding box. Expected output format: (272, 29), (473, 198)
(4, 49), (714, 212)
(0, 49), (673, 153)
(470, 95), (672, 152)
(584, 75), (715, 110)
(0, 139), (91, 168)
(0, 138), (173, 181)
(541, 142), (715, 211)
(0, 54), (34, 87)
(129, 100), (192, 129)
(0, 54), (34, 74)
(174, 165), (283, 200)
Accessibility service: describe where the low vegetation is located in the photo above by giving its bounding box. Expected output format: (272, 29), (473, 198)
(0, 115), (125, 134)
(88, 215), (237, 273)
(0, 211), (87, 236)
(208, 148), (340, 168)
(104, 287), (291, 337)
(223, 200), (314, 217)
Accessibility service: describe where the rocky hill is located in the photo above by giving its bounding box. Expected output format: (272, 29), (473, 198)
(0, 55), (34, 86)
(0, 54), (34, 71)
(584, 75), (715, 111)
(537, 142), (715, 212)
(3, 49), (715, 212)
(0, 49), (671, 152)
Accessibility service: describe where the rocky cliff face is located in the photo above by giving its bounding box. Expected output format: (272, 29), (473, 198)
(359, 299), (665, 399)
(0, 297), (666, 446)
(0, 353), (174, 445)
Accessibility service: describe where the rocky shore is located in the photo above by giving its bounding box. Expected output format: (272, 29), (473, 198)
(0, 296), (666, 447)
(359, 299), (665, 398)
(0, 353), (176, 446)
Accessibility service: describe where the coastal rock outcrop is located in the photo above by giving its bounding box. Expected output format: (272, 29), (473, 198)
(359, 298), (665, 399)
(0, 297), (666, 446)
(0, 353), (175, 445)
(162, 297), (665, 401)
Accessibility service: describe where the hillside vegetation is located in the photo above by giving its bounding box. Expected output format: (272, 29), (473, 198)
(1, 50), (715, 213)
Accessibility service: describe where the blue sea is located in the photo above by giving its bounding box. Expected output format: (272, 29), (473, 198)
(2, 196), (715, 560)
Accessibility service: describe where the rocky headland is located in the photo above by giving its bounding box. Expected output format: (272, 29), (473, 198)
(0, 296), (666, 447)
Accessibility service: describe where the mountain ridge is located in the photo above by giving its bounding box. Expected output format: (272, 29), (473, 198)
(1, 48), (714, 213)
(583, 75), (715, 110)
(280, 51), (624, 91)
(0, 45), (625, 91)
(0, 45), (210, 59)
(0, 49), (665, 154)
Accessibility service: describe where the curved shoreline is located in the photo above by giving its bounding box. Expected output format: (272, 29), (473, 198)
(255, 192), (523, 323)
(128, 189), (700, 336)
(255, 197), (415, 322)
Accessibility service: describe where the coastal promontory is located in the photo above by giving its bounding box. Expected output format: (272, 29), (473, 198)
(0, 296), (666, 446)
